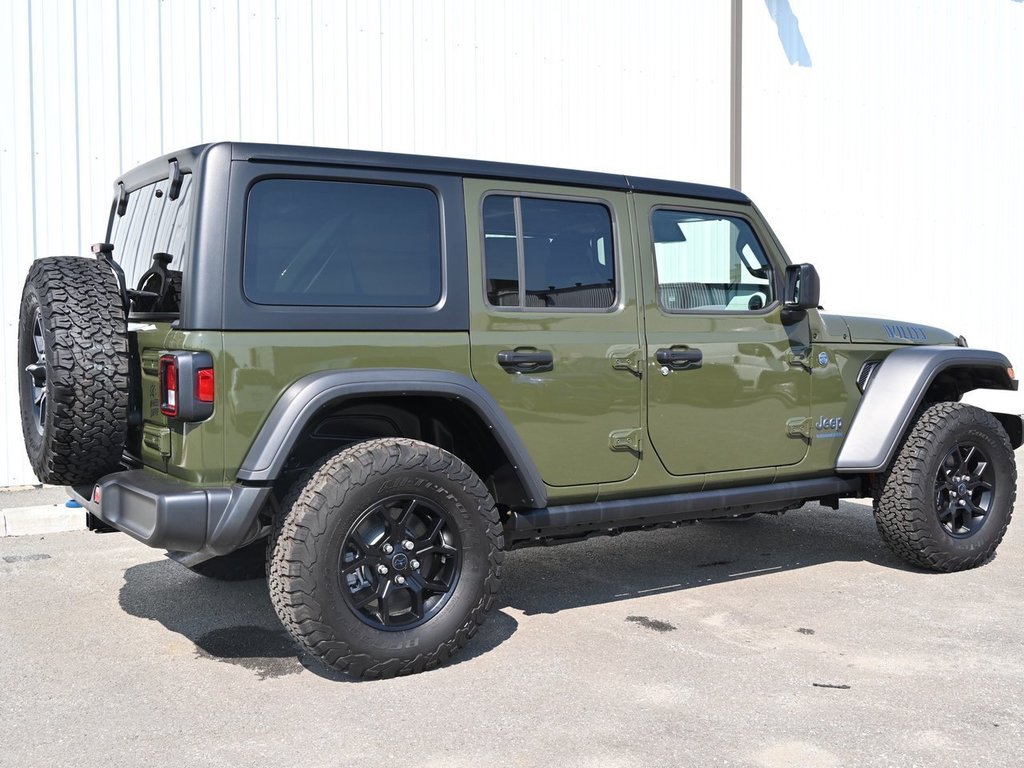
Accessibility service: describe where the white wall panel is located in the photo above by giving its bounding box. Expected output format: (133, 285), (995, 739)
(310, 0), (351, 148)
(29, 0), (81, 256)
(743, 0), (1024, 413)
(380, 0), (416, 151)
(0, 0), (36, 486)
(410, 1), (447, 154)
(76, 0), (123, 267)
(160, 0), (204, 152)
(472, 0), (510, 159)
(199, 0), (243, 139)
(347, 0), (384, 149)
(117, 0), (163, 167)
(277, 0), (315, 146)
(237, 0), (280, 143)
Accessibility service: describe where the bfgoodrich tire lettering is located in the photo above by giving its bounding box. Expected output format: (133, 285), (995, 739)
(17, 256), (129, 486)
(874, 402), (1016, 572)
(268, 438), (504, 679)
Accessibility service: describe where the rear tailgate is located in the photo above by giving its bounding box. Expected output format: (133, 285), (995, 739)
(127, 325), (227, 485)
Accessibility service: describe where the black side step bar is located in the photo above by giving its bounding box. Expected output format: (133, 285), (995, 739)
(508, 476), (863, 546)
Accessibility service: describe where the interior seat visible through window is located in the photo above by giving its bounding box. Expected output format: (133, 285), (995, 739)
(484, 194), (616, 311)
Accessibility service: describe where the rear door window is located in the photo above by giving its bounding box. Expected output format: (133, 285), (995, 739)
(483, 194), (616, 310)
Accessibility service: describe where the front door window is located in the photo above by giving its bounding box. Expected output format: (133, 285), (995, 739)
(651, 209), (774, 313)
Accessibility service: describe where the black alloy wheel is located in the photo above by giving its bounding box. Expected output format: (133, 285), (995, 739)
(934, 443), (994, 539)
(23, 309), (47, 436)
(340, 495), (462, 630)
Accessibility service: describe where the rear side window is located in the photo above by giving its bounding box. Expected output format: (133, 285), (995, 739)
(109, 175), (193, 295)
(483, 194), (615, 310)
(243, 179), (442, 307)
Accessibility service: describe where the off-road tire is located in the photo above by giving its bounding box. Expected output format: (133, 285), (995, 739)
(874, 402), (1016, 572)
(18, 256), (129, 486)
(184, 539), (268, 581)
(268, 438), (504, 679)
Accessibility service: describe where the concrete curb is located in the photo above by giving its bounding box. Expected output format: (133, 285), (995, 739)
(1, 505), (87, 537)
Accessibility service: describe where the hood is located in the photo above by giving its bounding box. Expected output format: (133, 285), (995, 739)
(820, 313), (958, 346)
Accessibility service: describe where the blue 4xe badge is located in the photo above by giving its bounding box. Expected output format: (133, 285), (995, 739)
(817, 351), (829, 366)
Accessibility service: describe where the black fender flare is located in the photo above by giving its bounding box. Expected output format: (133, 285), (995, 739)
(836, 346), (1018, 473)
(236, 368), (548, 507)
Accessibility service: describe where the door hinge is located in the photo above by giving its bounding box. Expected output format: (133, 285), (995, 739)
(787, 351), (813, 370)
(609, 428), (642, 453)
(141, 350), (162, 376)
(611, 348), (643, 376)
(143, 423), (172, 457)
(786, 417), (813, 439)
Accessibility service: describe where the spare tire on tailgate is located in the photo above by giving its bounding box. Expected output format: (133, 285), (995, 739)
(18, 256), (129, 486)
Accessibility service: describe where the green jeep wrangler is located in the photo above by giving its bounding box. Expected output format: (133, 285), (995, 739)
(18, 143), (1021, 679)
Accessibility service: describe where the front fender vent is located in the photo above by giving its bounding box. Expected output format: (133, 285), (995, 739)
(856, 360), (881, 393)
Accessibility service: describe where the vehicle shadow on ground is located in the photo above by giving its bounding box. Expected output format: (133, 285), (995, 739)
(118, 560), (519, 682)
(499, 501), (916, 616)
(117, 501), (910, 681)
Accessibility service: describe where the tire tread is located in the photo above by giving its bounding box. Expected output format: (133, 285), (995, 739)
(268, 438), (504, 679)
(874, 402), (1016, 572)
(19, 256), (128, 486)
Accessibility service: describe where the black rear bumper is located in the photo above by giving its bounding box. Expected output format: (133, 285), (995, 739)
(71, 469), (270, 555)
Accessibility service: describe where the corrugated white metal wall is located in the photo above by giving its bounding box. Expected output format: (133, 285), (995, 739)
(742, 0), (1024, 415)
(1, 0), (1021, 487)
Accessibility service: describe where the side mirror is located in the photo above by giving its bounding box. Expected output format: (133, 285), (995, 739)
(784, 263), (820, 310)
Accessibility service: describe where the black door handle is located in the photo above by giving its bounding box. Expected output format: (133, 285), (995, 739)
(497, 349), (554, 373)
(655, 347), (702, 370)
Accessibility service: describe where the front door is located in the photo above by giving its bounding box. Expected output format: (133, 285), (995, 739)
(634, 195), (811, 477)
(466, 179), (643, 487)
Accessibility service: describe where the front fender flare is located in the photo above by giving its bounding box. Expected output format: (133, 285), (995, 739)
(235, 368), (547, 507)
(836, 346), (1015, 473)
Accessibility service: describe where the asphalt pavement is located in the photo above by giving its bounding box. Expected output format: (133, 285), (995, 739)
(1, 454), (1022, 768)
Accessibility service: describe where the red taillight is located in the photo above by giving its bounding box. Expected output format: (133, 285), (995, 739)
(158, 351), (213, 421)
(196, 368), (215, 402)
(159, 355), (178, 416)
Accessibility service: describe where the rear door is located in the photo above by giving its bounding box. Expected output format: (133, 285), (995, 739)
(466, 179), (643, 487)
(634, 195), (812, 477)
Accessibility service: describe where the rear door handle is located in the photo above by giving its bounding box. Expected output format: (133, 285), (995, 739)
(497, 349), (554, 373)
(655, 347), (702, 370)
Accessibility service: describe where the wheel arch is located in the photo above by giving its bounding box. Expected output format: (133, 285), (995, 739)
(837, 346), (1019, 473)
(237, 369), (547, 509)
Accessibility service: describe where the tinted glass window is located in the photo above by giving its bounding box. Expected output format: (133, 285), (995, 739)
(652, 210), (773, 312)
(483, 194), (615, 309)
(109, 174), (193, 296)
(244, 179), (442, 307)
(482, 196), (518, 306)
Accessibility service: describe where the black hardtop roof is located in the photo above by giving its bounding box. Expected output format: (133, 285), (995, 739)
(116, 141), (750, 204)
